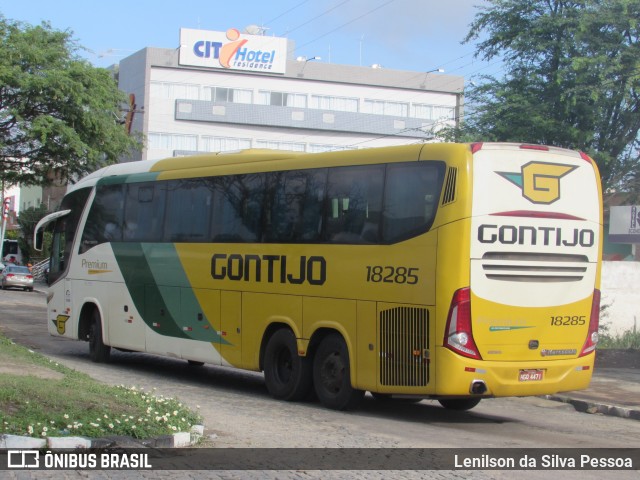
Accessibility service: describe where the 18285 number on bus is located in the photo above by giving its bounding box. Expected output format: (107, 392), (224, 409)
(366, 266), (419, 284)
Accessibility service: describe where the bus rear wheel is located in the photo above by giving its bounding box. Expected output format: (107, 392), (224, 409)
(264, 328), (312, 401)
(89, 309), (111, 363)
(313, 333), (364, 410)
(438, 398), (481, 411)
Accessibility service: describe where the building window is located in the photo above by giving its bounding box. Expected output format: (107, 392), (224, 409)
(309, 95), (358, 113)
(362, 99), (408, 117)
(201, 136), (251, 152)
(258, 91), (307, 108)
(412, 103), (455, 121)
(203, 86), (253, 104)
(308, 144), (357, 153)
(255, 140), (305, 152)
(148, 133), (198, 151)
(150, 81), (199, 100)
(433, 105), (456, 121)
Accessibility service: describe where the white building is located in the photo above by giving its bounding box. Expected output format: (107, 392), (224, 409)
(118, 27), (464, 161)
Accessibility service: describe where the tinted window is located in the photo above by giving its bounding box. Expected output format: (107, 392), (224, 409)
(80, 184), (125, 252)
(124, 183), (167, 242)
(326, 165), (384, 243)
(165, 179), (211, 242)
(210, 174), (266, 242)
(382, 162), (445, 243)
(50, 187), (91, 282)
(266, 169), (327, 243)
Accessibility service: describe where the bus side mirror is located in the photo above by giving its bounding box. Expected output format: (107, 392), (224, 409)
(34, 230), (44, 251)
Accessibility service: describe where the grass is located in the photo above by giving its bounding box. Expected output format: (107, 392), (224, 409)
(598, 327), (640, 349)
(0, 333), (202, 440)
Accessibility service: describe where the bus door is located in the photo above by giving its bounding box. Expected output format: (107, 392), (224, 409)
(35, 209), (75, 338)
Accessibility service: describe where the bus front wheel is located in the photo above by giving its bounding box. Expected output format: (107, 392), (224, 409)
(89, 310), (111, 363)
(313, 333), (364, 410)
(264, 328), (312, 401)
(438, 398), (481, 411)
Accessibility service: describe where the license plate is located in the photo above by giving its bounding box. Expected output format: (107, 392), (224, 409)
(519, 369), (544, 382)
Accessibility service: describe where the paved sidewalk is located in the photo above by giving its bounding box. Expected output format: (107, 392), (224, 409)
(546, 352), (640, 421)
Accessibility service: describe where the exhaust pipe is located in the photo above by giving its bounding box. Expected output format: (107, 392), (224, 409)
(470, 380), (487, 395)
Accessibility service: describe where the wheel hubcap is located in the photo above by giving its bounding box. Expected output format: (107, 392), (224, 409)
(321, 351), (344, 394)
(275, 348), (293, 383)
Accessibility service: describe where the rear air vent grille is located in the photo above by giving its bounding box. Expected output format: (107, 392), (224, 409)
(441, 167), (457, 205)
(481, 252), (589, 282)
(379, 307), (429, 387)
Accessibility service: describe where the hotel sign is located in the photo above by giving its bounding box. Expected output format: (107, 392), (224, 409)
(179, 28), (287, 74)
(609, 205), (640, 243)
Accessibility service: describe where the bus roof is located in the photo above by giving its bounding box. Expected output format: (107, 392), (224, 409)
(67, 144), (430, 193)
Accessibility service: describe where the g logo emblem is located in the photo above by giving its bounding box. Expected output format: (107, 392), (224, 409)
(53, 315), (70, 335)
(498, 162), (576, 204)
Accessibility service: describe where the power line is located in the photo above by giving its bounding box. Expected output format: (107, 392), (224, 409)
(282, 0), (352, 37)
(264, 0), (312, 26)
(296, 0), (396, 50)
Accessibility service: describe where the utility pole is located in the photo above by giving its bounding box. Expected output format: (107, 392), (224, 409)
(0, 179), (6, 261)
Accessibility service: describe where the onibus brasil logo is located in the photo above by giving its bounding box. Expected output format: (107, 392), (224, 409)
(497, 161), (577, 205)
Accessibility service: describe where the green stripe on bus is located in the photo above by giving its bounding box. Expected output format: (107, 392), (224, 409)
(111, 242), (229, 344)
(97, 172), (160, 186)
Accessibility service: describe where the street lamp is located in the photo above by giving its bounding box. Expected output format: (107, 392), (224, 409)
(420, 68), (445, 89)
(297, 56), (322, 77)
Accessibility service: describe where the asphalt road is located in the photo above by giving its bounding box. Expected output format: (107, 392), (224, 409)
(1, 288), (639, 479)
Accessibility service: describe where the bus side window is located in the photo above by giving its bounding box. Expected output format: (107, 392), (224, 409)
(210, 174), (264, 242)
(164, 179), (211, 242)
(80, 185), (125, 253)
(325, 165), (384, 244)
(124, 183), (166, 242)
(267, 168), (327, 243)
(382, 162), (445, 243)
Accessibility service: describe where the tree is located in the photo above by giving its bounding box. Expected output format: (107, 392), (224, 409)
(15, 203), (49, 263)
(454, 0), (640, 194)
(0, 16), (141, 186)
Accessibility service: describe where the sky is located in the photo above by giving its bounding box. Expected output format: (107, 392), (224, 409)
(1, 0), (497, 81)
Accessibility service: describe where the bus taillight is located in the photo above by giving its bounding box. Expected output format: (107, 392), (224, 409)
(579, 289), (600, 357)
(444, 287), (482, 360)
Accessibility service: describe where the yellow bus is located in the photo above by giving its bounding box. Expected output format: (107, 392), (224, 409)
(35, 142), (602, 411)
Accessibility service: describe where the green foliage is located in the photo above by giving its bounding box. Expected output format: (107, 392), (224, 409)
(0, 15), (142, 187)
(0, 333), (202, 440)
(16, 203), (49, 263)
(455, 0), (640, 194)
(599, 327), (640, 349)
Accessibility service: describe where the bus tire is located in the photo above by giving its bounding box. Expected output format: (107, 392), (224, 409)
(438, 398), (481, 411)
(313, 333), (364, 410)
(263, 328), (313, 401)
(89, 310), (111, 363)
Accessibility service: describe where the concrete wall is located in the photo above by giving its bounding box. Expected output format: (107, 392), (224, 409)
(601, 261), (640, 335)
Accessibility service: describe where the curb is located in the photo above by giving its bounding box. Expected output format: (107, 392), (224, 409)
(0, 424), (205, 449)
(544, 395), (640, 421)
